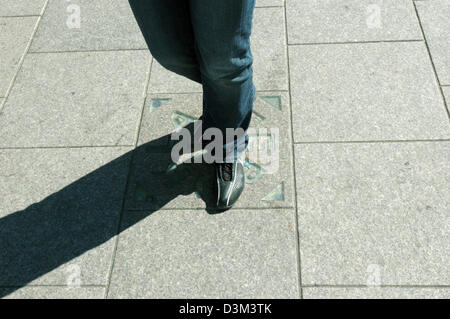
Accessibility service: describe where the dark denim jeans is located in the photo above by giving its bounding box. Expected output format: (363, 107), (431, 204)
(129, 0), (256, 161)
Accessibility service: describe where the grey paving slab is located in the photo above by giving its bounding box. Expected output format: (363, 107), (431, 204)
(416, 0), (450, 85)
(0, 51), (150, 147)
(289, 42), (450, 142)
(148, 60), (202, 94)
(252, 7), (288, 91)
(286, 0), (422, 44)
(257, 0), (284, 7)
(0, 0), (46, 16)
(30, 0), (146, 52)
(303, 287), (450, 299)
(295, 142), (450, 286)
(125, 92), (294, 210)
(0, 147), (132, 289)
(443, 87), (450, 111)
(108, 209), (298, 298)
(1, 287), (105, 299)
(0, 17), (38, 97)
(148, 7), (288, 93)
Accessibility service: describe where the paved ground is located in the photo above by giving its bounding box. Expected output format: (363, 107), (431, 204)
(0, 0), (449, 299)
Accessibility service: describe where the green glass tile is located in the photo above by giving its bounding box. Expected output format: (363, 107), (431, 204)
(262, 182), (285, 201)
(260, 95), (282, 111)
(171, 111), (197, 131)
(150, 98), (171, 112)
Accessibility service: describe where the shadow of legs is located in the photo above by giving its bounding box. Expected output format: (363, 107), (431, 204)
(0, 123), (215, 298)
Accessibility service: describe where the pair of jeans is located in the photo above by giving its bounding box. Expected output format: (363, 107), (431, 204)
(129, 0), (256, 162)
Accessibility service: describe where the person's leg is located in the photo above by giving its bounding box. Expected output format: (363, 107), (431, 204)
(189, 0), (257, 162)
(128, 0), (201, 83)
(189, 0), (256, 210)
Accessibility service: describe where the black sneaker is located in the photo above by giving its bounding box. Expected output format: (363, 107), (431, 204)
(214, 159), (245, 210)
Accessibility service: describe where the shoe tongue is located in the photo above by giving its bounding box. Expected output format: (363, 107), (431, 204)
(221, 163), (233, 181)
